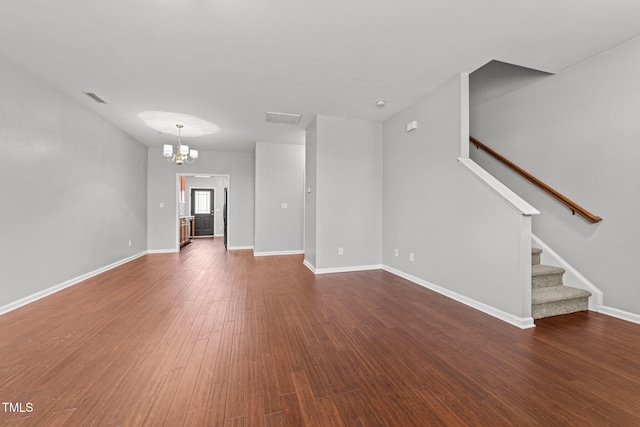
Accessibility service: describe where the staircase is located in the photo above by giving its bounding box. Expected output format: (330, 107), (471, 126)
(531, 248), (591, 319)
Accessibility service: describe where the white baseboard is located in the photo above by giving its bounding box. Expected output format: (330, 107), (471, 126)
(227, 246), (254, 251)
(302, 261), (381, 274)
(303, 260), (316, 273)
(314, 264), (383, 275)
(254, 250), (304, 257)
(382, 265), (536, 329)
(147, 249), (179, 254)
(0, 251), (148, 316)
(597, 305), (640, 325)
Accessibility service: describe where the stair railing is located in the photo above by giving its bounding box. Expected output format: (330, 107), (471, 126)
(470, 136), (602, 223)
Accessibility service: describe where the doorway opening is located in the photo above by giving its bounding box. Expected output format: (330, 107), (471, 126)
(176, 174), (230, 251)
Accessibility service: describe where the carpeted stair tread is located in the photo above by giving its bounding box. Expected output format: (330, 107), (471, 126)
(530, 247), (592, 319)
(532, 264), (565, 277)
(532, 285), (591, 305)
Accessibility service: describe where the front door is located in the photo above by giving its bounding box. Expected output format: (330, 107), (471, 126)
(191, 188), (214, 236)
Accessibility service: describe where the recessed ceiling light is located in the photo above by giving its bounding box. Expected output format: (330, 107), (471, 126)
(375, 100), (386, 107)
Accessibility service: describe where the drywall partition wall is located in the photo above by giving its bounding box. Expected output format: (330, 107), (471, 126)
(312, 115), (383, 271)
(383, 74), (534, 325)
(254, 142), (305, 255)
(470, 36), (640, 319)
(304, 118), (318, 269)
(147, 149), (254, 251)
(0, 54), (148, 311)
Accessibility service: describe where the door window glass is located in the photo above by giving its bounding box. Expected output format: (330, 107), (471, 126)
(194, 191), (210, 214)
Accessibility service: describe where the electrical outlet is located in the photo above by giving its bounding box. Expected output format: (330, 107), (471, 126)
(128, 240), (132, 247)
(409, 252), (415, 262)
(338, 247), (344, 255)
(394, 248), (399, 257)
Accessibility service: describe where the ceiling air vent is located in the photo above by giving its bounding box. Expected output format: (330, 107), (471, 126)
(83, 92), (107, 104)
(266, 111), (301, 125)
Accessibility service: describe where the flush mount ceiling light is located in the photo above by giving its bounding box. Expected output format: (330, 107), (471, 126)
(375, 100), (386, 107)
(163, 124), (198, 165)
(138, 111), (220, 137)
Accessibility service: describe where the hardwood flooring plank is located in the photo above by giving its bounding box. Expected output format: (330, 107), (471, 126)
(202, 381), (227, 427)
(267, 336), (296, 395)
(181, 330), (223, 426)
(223, 416), (244, 427)
(332, 388), (386, 427)
(223, 334), (247, 420)
(159, 330), (211, 426)
(263, 411), (285, 427)
(316, 396), (346, 427)
(290, 370), (326, 427)
(242, 356), (266, 427)
(278, 393), (304, 427)
(211, 320), (234, 386)
(255, 354), (282, 416)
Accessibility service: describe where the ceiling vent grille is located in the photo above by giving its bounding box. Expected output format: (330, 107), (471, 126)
(266, 111), (301, 125)
(83, 92), (107, 104)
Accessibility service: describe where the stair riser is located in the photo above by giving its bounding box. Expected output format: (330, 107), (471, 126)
(532, 297), (589, 319)
(532, 273), (564, 288)
(532, 253), (540, 265)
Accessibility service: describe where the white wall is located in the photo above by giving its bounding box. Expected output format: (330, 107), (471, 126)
(0, 54), (148, 310)
(254, 142), (304, 254)
(307, 115), (383, 270)
(383, 75), (533, 323)
(147, 149), (254, 251)
(470, 36), (640, 317)
(304, 119), (318, 267)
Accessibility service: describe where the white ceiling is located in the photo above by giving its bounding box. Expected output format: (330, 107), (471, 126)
(2, 0), (640, 152)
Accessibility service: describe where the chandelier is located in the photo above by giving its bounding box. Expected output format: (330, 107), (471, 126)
(163, 124), (198, 165)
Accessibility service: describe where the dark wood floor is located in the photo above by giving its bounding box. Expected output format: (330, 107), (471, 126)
(1, 238), (639, 426)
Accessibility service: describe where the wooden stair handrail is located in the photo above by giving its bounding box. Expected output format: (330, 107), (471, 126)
(470, 136), (602, 223)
